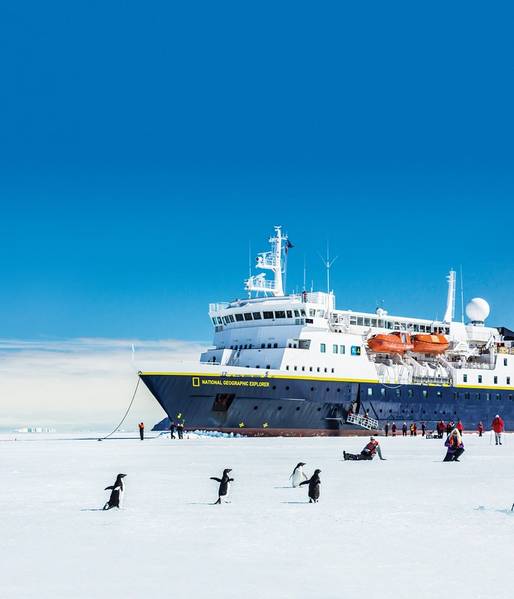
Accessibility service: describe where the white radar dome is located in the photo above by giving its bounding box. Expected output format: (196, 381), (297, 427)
(465, 298), (490, 323)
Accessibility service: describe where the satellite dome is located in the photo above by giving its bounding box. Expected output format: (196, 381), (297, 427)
(465, 298), (490, 323)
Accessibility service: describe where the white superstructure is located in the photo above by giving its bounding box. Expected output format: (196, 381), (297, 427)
(201, 227), (514, 392)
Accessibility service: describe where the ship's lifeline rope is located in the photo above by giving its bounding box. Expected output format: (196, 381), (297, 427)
(98, 377), (141, 441)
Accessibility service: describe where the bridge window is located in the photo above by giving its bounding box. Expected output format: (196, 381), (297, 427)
(211, 317), (217, 325)
(235, 313), (244, 322)
(275, 311), (286, 319)
(333, 344), (338, 354)
(340, 345), (345, 354)
(478, 375), (482, 384)
(351, 346), (361, 356)
(494, 376), (498, 384)
(357, 317), (363, 325)
(507, 377), (511, 385)
(294, 310), (300, 317)
(294, 366), (297, 371)
(273, 343), (278, 348)
(320, 343), (326, 353)
(504, 358), (508, 366)
(286, 310), (293, 318)
(267, 343), (272, 348)
(244, 313), (253, 321)
(463, 374), (467, 383)
(253, 312), (262, 320)
(263, 311), (274, 319)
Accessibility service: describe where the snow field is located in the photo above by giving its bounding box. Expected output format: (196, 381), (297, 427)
(1, 433), (513, 598)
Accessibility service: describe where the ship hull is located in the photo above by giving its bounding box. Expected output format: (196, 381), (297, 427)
(140, 372), (513, 436)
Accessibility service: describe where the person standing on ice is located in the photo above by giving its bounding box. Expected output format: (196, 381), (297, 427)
(437, 420), (445, 439)
(477, 421), (484, 437)
(421, 422), (426, 436)
(391, 422), (397, 436)
(443, 429), (465, 462)
(169, 421), (176, 439)
(343, 437), (386, 461)
(491, 415), (504, 445)
(456, 420), (463, 435)
(177, 421), (184, 439)
(138, 422), (144, 441)
(402, 422), (407, 437)
(384, 422), (389, 437)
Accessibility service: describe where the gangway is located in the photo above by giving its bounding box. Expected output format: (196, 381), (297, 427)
(346, 413), (379, 430)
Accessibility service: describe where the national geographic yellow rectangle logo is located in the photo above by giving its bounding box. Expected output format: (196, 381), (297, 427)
(191, 377), (270, 388)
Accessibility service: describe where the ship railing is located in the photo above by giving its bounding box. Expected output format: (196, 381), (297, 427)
(346, 413), (379, 430)
(411, 375), (453, 386)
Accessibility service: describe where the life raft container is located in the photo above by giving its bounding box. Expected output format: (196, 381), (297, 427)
(411, 334), (449, 354)
(367, 332), (413, 354)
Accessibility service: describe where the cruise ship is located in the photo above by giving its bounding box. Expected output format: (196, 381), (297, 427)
(141, 227), (514, 435)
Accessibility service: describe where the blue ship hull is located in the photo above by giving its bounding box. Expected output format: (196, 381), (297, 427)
(140, 372), (512, 436)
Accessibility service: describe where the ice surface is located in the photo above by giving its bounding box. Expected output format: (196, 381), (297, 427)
(1, 432), (513, 598)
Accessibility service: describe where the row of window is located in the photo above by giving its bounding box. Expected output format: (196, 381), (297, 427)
(462, 374), (511, 385)
(348, 316), (450, 334)
(212, 309), (308, 326)
(366, 386), (514, 400)
(320, 343), (361, 356)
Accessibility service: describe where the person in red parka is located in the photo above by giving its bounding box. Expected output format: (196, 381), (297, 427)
(491, 415), (504, 445)
(343, 437), (386, 461)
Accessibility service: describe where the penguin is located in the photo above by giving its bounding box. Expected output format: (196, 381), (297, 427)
(103, 473), (127, 510)
(210, 468), (234, 504)
(299, 469), (321, 503)
(289, 462), (308, 487)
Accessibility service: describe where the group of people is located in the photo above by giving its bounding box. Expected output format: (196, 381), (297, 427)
(136, 420), (186, 440)
(384, 421), (427, 437)
(169, 420), (185, 439)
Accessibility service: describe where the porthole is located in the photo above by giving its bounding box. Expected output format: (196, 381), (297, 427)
(310, 387), (315, 392)
(336, 388), (341, 392)
(285, 386), (290, 391)
(277, 406), (282, 411)
(317, 407), (321, 411)
(253, 406), (258, 410)
(326, 387), (330, 392)
(272, 385), (276, 390)
(296, 407), (300, 411)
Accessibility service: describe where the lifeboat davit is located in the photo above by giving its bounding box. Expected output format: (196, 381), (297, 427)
(411, 334), (449, 354)
(367, 332), (413, 354)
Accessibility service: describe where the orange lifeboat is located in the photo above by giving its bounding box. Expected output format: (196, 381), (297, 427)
(411, 334), (449, 354)
(367, 332), (413, 354)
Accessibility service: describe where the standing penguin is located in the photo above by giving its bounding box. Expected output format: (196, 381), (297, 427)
(210, 468), (234, 505)
(289, 462), (308, 487)
(103, 473), (127, 510)
(299, 469), (321, 503)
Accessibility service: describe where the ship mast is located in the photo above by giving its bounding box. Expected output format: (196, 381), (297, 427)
(245, 226), (286, 297)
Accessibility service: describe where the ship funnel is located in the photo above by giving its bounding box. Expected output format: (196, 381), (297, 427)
(443, 270), (456, 323)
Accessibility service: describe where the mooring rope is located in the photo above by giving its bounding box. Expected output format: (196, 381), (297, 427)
(98, 376), (141, 441)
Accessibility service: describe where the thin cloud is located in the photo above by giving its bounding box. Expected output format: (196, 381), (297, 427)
(0, 338), (207, 431)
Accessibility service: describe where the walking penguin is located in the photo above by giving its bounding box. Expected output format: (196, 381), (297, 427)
(300, 469), (321, 503)
(103, 473), (127, 510)
(289, 462), (308, 487)
(210, 468), (234, 504)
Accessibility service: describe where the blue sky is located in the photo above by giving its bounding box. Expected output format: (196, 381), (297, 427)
(1, 1), (513, 341)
